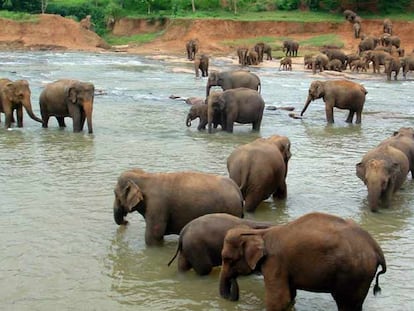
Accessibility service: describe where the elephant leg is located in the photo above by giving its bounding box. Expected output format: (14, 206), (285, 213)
(16, 107), (23, 127)
(273, 181), (287, 200)
(325, 105), (335, 123)
(177, 254), (192, 272)
(355, 110), (362, 124)
(345, 110), (355, 123)
(264, 275), (292, 311)
(56, 117), (66, 128)
(252, 119), (262, 131)
(244, 191), (264, 212)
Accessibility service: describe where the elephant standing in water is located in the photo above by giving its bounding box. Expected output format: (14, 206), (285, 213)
(219, 212), (386, 311)
(194, 54), (209, 77)
(186, 103), (222, 131)
(113, 169), (244, 245)
(207, 88), (265, 133)
(167, 213), (271, 275)
(0, 79), (42, 129)
(186, 38), (199, 61)
(39, 79), (95, 133)
(206, 70), (261, 97)
(301, 79), (367, 124)
(356, 144), (409, 212)
(282, 40), (299, 57)
(227, 135), (291, 212)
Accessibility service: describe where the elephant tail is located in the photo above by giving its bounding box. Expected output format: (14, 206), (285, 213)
(258, 82), (261, 94)
(373, 254), (387, 296)
(167, 233), (183, 267)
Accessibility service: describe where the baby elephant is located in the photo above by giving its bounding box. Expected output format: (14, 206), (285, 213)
(167, 213), (272, 275)
(219, 212), (386, 311)
(279, 57), (292, 71)
(186, 102), (222, 131)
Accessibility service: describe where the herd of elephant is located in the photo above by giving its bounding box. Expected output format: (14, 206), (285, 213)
(0, 78), (95, 133)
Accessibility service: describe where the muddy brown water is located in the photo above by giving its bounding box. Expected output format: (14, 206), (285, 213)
(0, 51), (413, 310)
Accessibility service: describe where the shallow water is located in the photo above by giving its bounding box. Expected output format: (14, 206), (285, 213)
(0, 51), (413, 311)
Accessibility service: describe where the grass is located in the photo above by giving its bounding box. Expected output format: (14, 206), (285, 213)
(0, 10), (37, 21)
(103, 32), (164, 46)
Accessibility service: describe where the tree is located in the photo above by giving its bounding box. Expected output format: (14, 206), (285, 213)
(191, 0), (196, 12)
(41, 0), (48, 13)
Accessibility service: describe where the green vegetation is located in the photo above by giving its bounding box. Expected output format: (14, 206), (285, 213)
(104, 32), (163, 46)
(0, 10), (37, 21)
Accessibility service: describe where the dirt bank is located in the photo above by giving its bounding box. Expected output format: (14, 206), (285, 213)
(0, 14), (413, 58)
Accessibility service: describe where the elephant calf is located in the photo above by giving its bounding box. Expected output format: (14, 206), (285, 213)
(227, 135), (291, 212)
(219, 212), (386, 311)
(186, 102), (222, 131)
(356, 144), (409, 212)
(113, 169), (244, 245)
(167, 213), (271, 275)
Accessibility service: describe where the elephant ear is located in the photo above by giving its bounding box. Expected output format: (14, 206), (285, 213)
(241, 233), (265, 270)
(4, 82), (16, 101)
(66, 84), (78, 104)
(356, 162), (366, 182)
(123, 180), (144, 212)
(315, 81), (324, 98)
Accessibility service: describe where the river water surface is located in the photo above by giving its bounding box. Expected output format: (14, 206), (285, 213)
(1, 51), (413, 310)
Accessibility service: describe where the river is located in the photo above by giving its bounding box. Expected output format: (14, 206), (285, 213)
(0, 51), (413, 310)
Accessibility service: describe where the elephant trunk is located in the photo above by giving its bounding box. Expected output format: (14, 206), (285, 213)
(186, 114), (192, 127)
(24, 100), (43, 123)
(219, 274), (239, 301)
(83, 100), (93, 134)
(301, 95), (312, 116)
(367, 185), (381, 212)
(113, 202), (128, 225)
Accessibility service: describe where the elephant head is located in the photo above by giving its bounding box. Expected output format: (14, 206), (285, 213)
(220, 227), (265, 301)
(113, 170), (145, 225)
(267, 135), (292, 165)
(206, 70), (221, 97)
(186, 103), (208, 130)
(65, 81), (94, 133)
(0, 79), (42, 128)
(301, 80), (324, 116)
(356, 159), (400, 211)
(207, 91), (224, 133)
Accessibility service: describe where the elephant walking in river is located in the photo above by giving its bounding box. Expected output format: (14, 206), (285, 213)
(206, 70), (261, 97)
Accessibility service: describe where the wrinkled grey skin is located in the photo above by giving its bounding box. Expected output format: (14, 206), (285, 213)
(356, 145), (409, 212)
(358, 36), (380, 54)
(311, 53), (329, 73)
(219, 212), (386, 311)
(320, 48), (347, 69)
(379, 127), (414, 177)
(167, 213), (272, 275)
(186, 103), (222, 131)
(282, 40), (299, 57)
(113, 168), (244, 245)
(0, 78), (42, 129)
(363, 50), (391, 74)
(301, 79), (367, 124)
(39, 79), (95, 133)
(206, 70), (261, 97)
(227, 135), (291, 212)
(207, 88), (265, 133)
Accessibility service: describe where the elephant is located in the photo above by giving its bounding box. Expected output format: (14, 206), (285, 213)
(301, 79), (367, 124)
(227, 135), (291, 212)
(350, 59), (368, 72)
(236, 46), (248, 66)
(383, 18), (393, 34)
(282, 40), (299, 57)
(39, 79), (95, 133)
(320, 48), (347, 69)
(311, 53), (329, 73)
(219, 212), (387, 311)
(358, 36), (380, 54)
(207, 88), (265, 133)
(194, 54), (209, 77)
(343, 9), (357, 22)
(246, 49), (259, 65)
(353, 21), (361, 38)
(262, 43), (272, 60)
(0, 78), (42, 129)
(186, 102), (222, 131)
(401, 54), (414, 79)
(167, 213), (272, 275)
(383, 35), (400, 48)
(363, 50), (391, 73)
(186, 38), (199, 61)
(384, 55), (401, 80)
(345, 53), (361, 70)
(378, 127), (414, 178)
(327, 59), (343, 71)
(303, 53), (314, 69)
(279, 57), (292, 71)
(356, 144), (409, 212)
(254, 42), (264, 63)
(206, 70), (261, 97)
(113, 168), (244, 246)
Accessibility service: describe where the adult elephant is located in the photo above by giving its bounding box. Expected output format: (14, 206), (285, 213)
(206, 70), (261, 97)
(207, 88), (265, 133)
(364, 50), (391, 73)
(227, 135), (291, 212)
(236, 46), (248, 66)
(194, 54), (209, 77)
(383, 18), (393, 34)
(167, 213), (271, 275)
(343, 9), (357, 22)
(186, 38), (199, 61)
(301, 79), (367, 124)
(282, 39), (299, 57)
(0, 78), (42, 129)
(379, 127), (414, 178)
(113, 169), (244, 245)
(383, 35), (401, 48)
(311, 53), (329, 73)
(358, 36), (379, 54)
(320, 47), (347, 69)
(356, 144), (409, 212)
(384, 55), (401, 80)
(219, 212), (386, 310)
(39, 79), (95, 133)
(186, 103), (222, 131)
(401, 54), (414, 79)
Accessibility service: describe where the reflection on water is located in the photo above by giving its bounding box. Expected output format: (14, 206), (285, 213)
(0, 51), (413, 310)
